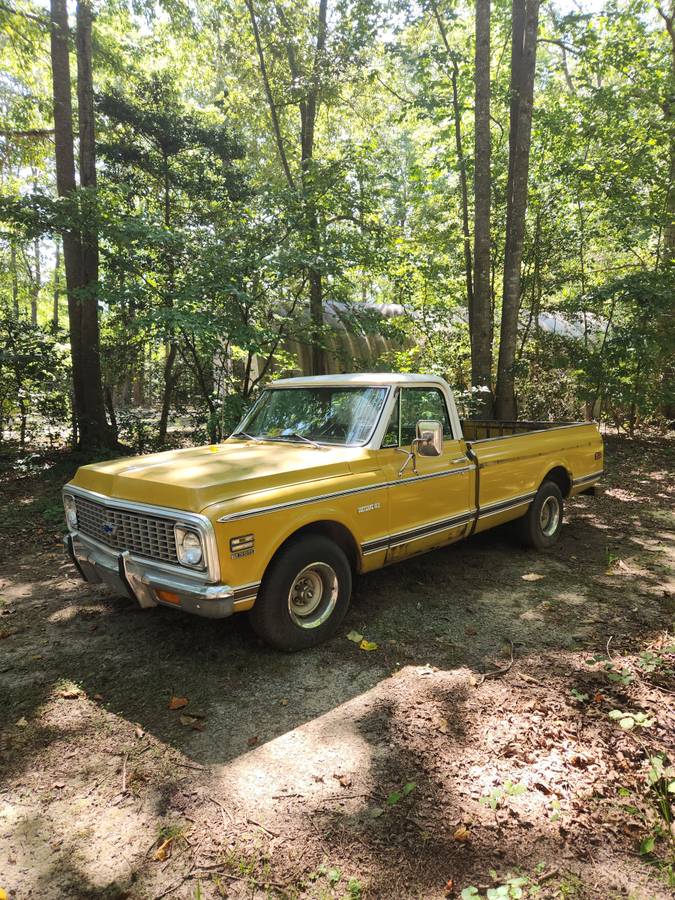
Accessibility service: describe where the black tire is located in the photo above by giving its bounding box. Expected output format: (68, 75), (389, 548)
(517, 480), (564, 550)
(248, 535), (352, 651)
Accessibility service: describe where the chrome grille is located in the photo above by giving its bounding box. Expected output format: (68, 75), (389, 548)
(74, 495), (178, 563)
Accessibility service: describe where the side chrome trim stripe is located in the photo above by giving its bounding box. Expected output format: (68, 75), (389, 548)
(362, 509), (475, 555)
(232, 580), (261, 601)
(360, 489), (538, 556)
(217, 465), (474, 523)
(572, 470), (604, 486)
(478, 490), (537, 517)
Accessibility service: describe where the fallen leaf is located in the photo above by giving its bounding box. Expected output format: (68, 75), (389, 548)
(59, 689), (81, 699)
(452, 825), (470, 842)
(359, 639), (378, 651)
(279, 698), (289, 706)
(154, 837), (174, 861)
(15, 717), (28, 728)
(0, 888), (7, 900)
(522, 572), (545, 581)
(135, 726), (145, 739)
(593, 692), (604, 703)
(177, 713), (206, 732)
(370, 806), (384, 818)
(434, 716), (449, 734)
(53, 781), (65, 790)
(247, 735), (259, 747)
(333, 773), (353, 788)
(444, 878), (454, 896)
(346, 630), (363, 643)
(168, 696), (188, 710)
(465, 627), (477, 637)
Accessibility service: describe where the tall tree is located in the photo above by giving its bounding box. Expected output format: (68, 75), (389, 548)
(431, 3), (473, 319)
(245, 0), (329, 375)
(657, 3), (674, 266)
(49, 0), (111, 447)
(495, 0), (540, 420)
(472, 0), (493, 417)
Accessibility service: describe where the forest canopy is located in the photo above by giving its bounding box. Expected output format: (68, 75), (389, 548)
(0, 0), (673, 451)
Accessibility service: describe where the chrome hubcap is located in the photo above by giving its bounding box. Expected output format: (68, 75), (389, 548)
(288, 562), (338, 629)
(540, 496), (561, 536)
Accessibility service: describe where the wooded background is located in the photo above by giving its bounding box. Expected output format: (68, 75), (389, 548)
(0, 0), (673, 452)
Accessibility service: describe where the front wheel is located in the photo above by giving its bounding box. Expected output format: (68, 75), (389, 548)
(248, 535), (352, 651)
(517, 480), (564, 550)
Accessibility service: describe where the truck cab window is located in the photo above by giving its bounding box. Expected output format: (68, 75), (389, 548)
(400, 388), (453, 445)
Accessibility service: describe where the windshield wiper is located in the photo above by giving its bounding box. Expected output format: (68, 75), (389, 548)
(231, 431), (263, 443)
(271, 432), (323, 449)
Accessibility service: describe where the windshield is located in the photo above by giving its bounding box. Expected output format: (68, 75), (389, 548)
(237, 386), (389, 446)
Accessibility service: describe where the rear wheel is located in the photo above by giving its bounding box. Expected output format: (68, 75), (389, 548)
(248, 535), (352, 651)
(517, 480), (564, 550)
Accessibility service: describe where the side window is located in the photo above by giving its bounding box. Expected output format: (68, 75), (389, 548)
(381, 393), (400, 448)
(399, 388), (453, 446)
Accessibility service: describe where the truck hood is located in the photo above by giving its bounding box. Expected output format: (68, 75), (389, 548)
(69, 440), (358, 513)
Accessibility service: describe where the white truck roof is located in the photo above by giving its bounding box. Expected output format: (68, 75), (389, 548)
(270, 373), (448, 388)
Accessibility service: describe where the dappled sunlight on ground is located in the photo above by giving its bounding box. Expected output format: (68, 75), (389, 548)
(0, 435), (673, 897)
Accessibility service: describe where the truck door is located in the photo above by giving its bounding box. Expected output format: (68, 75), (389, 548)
(375, 386), (475, 562)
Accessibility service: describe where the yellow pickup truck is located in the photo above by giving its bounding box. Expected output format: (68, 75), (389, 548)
(63, 374), (603, 650)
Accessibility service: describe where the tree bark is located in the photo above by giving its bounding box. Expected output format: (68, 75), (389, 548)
(30, 237), (40, 324)
(158, 343), (179, 442)
(50, 0), (111, 448)
(10, 241), (19, 317)
(472, 0), (493, 417)
(75, 0), (111, 447)
(302, 0), (328, 376)
(53, 237), (61, 327)
(50, 0), (85, 440)
(657, 4), (675, 265)
(494, 0), (540, 420)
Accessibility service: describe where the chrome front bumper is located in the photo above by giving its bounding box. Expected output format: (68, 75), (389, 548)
(65, 532), (236, 619)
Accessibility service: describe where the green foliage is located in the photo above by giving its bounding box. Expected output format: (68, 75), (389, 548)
(480, 781), (527, 811)
(0, 0), (672, 443)
(608, 709), (655, 730)
(0, 315), (69, 447)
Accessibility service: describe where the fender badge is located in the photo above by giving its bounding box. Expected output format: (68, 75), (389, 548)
(357, 502), (381, 514)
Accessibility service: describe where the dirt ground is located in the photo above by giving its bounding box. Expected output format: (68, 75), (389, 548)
(0, 434), (673, 900)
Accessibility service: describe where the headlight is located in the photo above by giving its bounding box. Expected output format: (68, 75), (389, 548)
(63, 494), (78, 530)
(174, 525), (204, 568)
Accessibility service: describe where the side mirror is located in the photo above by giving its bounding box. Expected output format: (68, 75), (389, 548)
(416, 420), (443, 457)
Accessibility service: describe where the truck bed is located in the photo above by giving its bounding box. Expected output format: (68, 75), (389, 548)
(462, 419), (586, 442)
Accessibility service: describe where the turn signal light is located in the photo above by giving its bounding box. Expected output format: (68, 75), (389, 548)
(156, 589), (181, 605)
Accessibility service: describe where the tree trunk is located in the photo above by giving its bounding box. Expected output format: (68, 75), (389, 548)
(50, 0), (112, 448)
(658, 4), (675, 265)
(30, 238), (40, 325)
(494, 0), (540, 420)
(302, 0), (328, 376)
(10, 241), (19, 317)
(50, 0), (85, 439)
(75, 0), (112, 448)
(158, 343), (179, 444)
(472, 0), (493, 417)
(53, 237), (61, 327)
